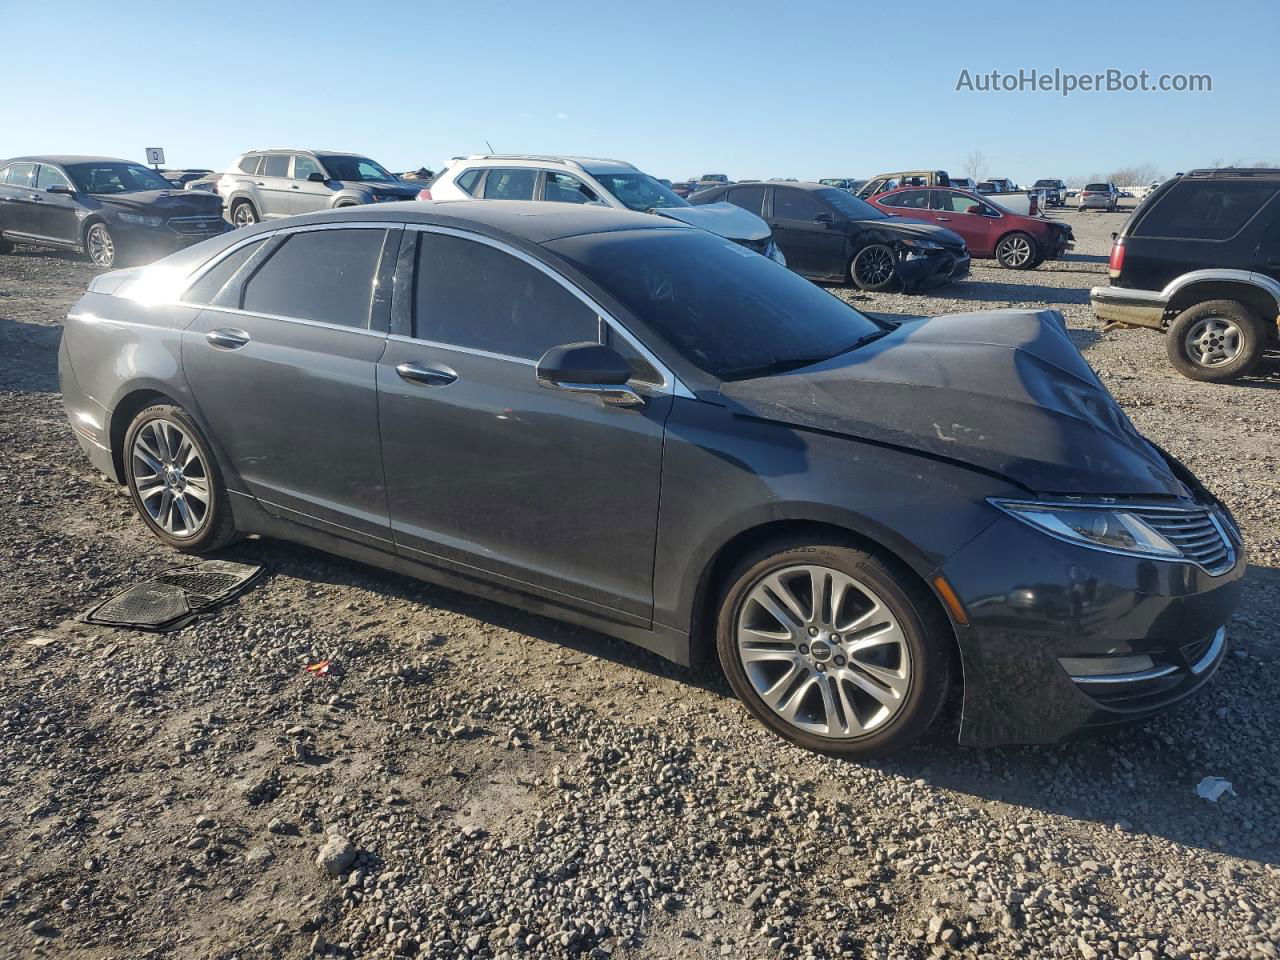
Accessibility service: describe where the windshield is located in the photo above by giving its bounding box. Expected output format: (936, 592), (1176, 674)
(317, 155), (395, 182)
(65, 162), (175, 194)
(548, 229), (886, 381)
(590, 172), (689, 211)
(818, 188), (888, 220)
(1033, 179), (1057, 187)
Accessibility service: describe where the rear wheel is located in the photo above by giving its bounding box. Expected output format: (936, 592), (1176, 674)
(123, 404), (238, 553)
(84, 222), (116, 268)
(716, 539), (952, 757)
(1166, 299), (1270, 383)
(995, 231), (1037, 269)
(850, 243), (899, 291)
(230, 200), (259, 228)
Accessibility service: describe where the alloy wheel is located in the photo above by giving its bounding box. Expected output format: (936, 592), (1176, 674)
(998, 235), (1033, 267)
(131, 419), (211, 539)
(86, 224), (115, 267)
(735, 564), (912, 739)
(1185, 316), (1243, 367)
(232, 203), (258, 228)
(854, 246), (896, 287)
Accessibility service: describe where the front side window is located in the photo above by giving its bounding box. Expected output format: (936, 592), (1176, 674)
(182, 240), (265, 305)
(292, 155), (323, 180)
(413, 232), (599, 360)
(935, 190), (989, 214)
(772, 189), (826, 220)
(238, 155), (261, 174)
(1133, 180), (1278, 241)
(242, 229), (386, 328)
(726, 186), (765, 216)
(589, 172), (687, 211)
(317, 155), (395, 182)
(64, 162), (173, 194)
(820, 189), (888, 221)
(35, 165), (71, 191)
(543, 172), (600, 204)
(5, 163), (37, 187)
(482, 168), (537, 200)
(262, 155), (290, 178)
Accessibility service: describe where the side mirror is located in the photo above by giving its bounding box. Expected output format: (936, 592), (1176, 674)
(965, 204), (981, 215)
(47, 184), (74, 195)
(814, 212), (835, 224)
(307, 172), (327, 183)
(536, 342), (642, 407)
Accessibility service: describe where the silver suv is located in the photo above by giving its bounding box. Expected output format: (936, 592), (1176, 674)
(218, 149), (420, 226)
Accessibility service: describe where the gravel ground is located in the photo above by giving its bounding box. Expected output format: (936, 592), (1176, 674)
(0, 210), (1277, 960)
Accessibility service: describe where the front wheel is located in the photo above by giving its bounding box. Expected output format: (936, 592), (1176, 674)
(850, 243), (899, 291)
(1166, 299), (1270, 383)
(716, 540), (953, 757)
(84, 222), (116, 268)
(230, 200), (259, 228)
(123, 404), (238, 552)
(995, 231), (1037, 269)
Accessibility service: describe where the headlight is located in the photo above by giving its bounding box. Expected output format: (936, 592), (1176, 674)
(902, 239), (942, 252)
(117, 213), (163, 227)
(991, 499), (1180, 559)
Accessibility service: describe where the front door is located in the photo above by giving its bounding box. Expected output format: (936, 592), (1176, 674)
(769, 187), (846, 278)
(289, 154), (332, 214)
(930, 189), (998, 256)
(181, 224), (396, 545)
(377, 228), (671, 623)
(34, 164), (80, 244)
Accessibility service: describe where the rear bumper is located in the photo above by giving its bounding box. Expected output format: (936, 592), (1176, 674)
(1090, 285), (1168, 329)
(58, 336), (119, 481)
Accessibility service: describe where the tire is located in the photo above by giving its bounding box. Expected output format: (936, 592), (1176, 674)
(849, 243), (899, 291)
(995, 231), (1038, 269)
(123, 404), (238, 553)
(84, 222), (116, 268)
(715, 538), (953, 758)
(1166, 299), (1270, 383)
(230, 199), (259, 228)
(0, 233), (13, 255)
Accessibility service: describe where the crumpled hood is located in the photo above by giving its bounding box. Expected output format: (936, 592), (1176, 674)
(719, 309), (1187, 497)
(653, 202), (771, 243)
(98, 190), (222, 215)
(873, 216), (967, 250)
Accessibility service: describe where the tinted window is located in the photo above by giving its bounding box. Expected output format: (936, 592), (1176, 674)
(726, 186), (765, 216)
(819, 189), (888, 220)
(35, 165), (71, 191)
(413, 233), (599, 360)
(242, 229), (385, 327)
(773, 189), (826, 220)
(238, 155), (261, 174)
(293, 155), (323, 180)
(6, 163), (36, 187)
(1133, 180), (1278, 241)
(1084, 183), (1110, 192)
(317, 155), (394, 182)
(182, 240), (264, 304)
(547, 230), (885, 381)
(455, 168), (483, 195)
(262, 155), (289, 178)
(543, 172), (599, 204)
(65, 162), (175, 194)
(590, 172), (687, 211)
(482, 169), (537, 200)
(878, 189), (930, 210)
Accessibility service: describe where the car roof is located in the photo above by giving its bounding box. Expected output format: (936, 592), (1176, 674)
(245, 149), (365, 156)
(1184, 167), (1280, 180)
(2, 155), (133, 166)
(452, 155), (639, 175)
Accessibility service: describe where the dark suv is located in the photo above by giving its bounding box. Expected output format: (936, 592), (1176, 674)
(1091, 168), (1280, 382)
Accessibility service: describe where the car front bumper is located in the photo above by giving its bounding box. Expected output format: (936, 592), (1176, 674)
(1090, 285), (1168, 329)
(940, 510), (1244, 747)
(111, 217), (231, 265)
(900, 250), (970, 290)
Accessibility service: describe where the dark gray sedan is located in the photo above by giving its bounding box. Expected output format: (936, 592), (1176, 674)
(59, 202), (1243, 756)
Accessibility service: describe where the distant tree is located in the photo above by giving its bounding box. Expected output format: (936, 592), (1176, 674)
(963, 149), (988, 182)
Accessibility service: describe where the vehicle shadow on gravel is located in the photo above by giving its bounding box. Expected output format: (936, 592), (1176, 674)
(0, 315), (62, 393)
(948, 281), (1091, 307)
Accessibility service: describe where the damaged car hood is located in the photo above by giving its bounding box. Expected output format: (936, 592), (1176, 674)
(873, 216), (967, 250)
(719, 309), (1186, 496)
(652, 202), (771, 243)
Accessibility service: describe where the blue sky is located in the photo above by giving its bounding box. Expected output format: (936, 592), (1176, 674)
(2, 0), (1276, 185)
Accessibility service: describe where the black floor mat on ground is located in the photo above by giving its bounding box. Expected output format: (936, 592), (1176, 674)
(83, 560), (263, 631)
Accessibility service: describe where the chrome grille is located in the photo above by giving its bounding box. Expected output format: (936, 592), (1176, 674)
(168, 216), (226, 236)
(1132, 507), (1233, 574)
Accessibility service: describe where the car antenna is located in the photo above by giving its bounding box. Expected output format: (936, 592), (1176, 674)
(485, 140), (495, 153)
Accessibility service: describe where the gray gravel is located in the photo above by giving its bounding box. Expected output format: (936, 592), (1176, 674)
(0, 211), (1277, 960)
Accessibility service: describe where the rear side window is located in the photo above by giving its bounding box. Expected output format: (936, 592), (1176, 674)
(238, 155), (261, 174)
(1133, 180), (1279, 241)
(455, 168), (482, 195)
(262, 155), (289, 178)
(726, 186), (765, 215)
(878, 189), (930, 210)
(5, 162), (36, 187)
(242, 228), (385, 328)
(773, 189), (826, 220)
(482, 168), (537, 200)
(182, 240), (264, 304)
(413, 232), (598, 360)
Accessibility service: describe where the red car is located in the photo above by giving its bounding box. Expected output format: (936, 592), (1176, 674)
(868, 186), (1072, 269)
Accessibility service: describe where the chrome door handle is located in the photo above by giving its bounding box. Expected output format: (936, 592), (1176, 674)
(206, 328), (250, 349)
(936, 216), (950, 221)
(396, 362), (457, 387)
(290, 185), (300, 190)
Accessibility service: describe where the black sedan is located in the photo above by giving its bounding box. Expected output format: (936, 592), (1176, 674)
(691, 180), (969, 291)
(0, 155), (228, 268)
(59, 201), (1241, 757)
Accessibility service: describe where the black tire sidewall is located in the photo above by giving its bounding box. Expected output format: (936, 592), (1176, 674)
(850, 244), (898, 291)
(715, 541), (952, 757)
(123, 404), (236, 553)
(1166, 299), (1268, 383)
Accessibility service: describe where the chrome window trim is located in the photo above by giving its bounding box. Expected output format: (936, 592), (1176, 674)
(1067, 662), (1180, 685)
(405, 223), (692, 398)
(387, 332), (535, 366)
(198, 303), (388, 339)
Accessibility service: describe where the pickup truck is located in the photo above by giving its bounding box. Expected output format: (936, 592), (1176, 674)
(1033, 179), (1067, 206)
(975, 178), (1046, 216)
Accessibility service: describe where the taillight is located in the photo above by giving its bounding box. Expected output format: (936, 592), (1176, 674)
(1030, 194), (1039, 215)
(1108, 237), (1125, 276)
(416, 188), (432, 201)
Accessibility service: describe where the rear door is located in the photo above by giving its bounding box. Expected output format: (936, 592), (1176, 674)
(0, 162), (40, 238)
(376, 227), (672, 623)
(34, 164), (80, 244)
(255, 154), (295, 218)
(181, 224), (398, 546)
